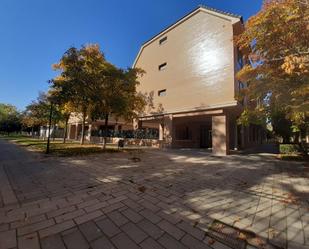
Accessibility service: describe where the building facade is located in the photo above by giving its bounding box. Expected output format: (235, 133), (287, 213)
(67, 113), (133, 142)
(134, 6), (264, 155)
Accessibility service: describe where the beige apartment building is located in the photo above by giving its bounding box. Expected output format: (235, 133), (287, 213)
(134, 5), (264, 155)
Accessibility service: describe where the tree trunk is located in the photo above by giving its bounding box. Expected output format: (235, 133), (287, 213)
(103, 113), (109, 150)
(52, 121), (56, 141)
(282, 136), (290, 144)
(80, 111), (86, 145)
(63, 117), (69, 144)
(88, 123), (92, 143)
(31, 127), (34, 138)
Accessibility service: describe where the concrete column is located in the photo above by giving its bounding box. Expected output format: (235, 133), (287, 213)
(75, 123), (79, 140)
(159, 123), (164, 141)
(87, 124), (92, 142)
(67, 124), (71, 139)
(133, 119), (139, 130)
(163, 115), (173, 147)
(234, 123), (238, 150)
(212, 115), (229, 155)
(240, 125), (245, 149)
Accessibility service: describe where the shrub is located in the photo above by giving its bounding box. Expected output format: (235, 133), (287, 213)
(279, 144), (300, 154)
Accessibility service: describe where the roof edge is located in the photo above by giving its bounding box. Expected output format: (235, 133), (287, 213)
(141, 5), (242, 47)
(133, 5), (243, 67)
(198, 4), (243, 21)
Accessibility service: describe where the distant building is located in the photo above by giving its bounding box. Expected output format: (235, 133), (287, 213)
(67, 113), (133, 143)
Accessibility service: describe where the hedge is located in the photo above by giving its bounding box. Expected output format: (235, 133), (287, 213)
(279, 144), (300, 154)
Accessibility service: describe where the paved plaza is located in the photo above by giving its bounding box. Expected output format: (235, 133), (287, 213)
(0, 139), (308, 249)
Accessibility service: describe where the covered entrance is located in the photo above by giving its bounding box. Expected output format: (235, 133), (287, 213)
(200, 125), (212, 148)
(138, 108), (240, 155)
(137, 106), (245, 155)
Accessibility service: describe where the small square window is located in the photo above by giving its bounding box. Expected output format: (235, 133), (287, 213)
(159, 36), (167, 45)
(158, 63), (167, 71)
(158, 89), (166, 97)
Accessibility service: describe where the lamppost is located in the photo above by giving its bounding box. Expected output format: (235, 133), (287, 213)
(46, 102), (53, 154)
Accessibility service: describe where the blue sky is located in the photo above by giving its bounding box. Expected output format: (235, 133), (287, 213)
(0, 0), (262, 110)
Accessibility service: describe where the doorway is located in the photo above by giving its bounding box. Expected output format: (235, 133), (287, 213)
(200, 125), (212, 148)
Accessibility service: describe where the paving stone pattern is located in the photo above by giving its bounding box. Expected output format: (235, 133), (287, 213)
(0, 139), (308, 249)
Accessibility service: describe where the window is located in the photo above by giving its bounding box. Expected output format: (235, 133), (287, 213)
(158, 62), (167, 71)
(158, 89), (166, 97)
(159, 36), (167, 45)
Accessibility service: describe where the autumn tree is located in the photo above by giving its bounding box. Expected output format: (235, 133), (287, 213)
(59, 102), (74, 143)
(51, 44), (108, 144)
(48, 87), (75, 143)
(52, 44), (147, 148)
(236, 0), (309, 149)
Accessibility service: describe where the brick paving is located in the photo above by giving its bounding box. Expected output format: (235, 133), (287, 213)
(0, 139), (308, 249)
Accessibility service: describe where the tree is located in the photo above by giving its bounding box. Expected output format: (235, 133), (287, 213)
(59, 102), (74, 143)
(0, 104), (21, 135)
(48, 87), (75, 143)
(51, 44), (108, 145)
(51, 43), (148, 148)
(91, 66), (147, 149)
(23, 92), (50, 130)
(236, 0), (309, 150)
(270, 107), (293, 143)
(22, 92), (63, 138)
(116, 68), (147, 121)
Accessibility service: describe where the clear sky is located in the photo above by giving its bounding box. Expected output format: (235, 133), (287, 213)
(0, 0), (262, 110)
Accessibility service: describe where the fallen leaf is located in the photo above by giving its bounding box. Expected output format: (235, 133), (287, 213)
(207, 238), (215, 245)
(238, 232), (247, 240)
(138, 186), (147, 193)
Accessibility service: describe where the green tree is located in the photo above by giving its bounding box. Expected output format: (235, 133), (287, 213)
(91, 66), (147, 149)
(0, 104), (21, 135)
(270, 107), (293, 143)
(23, 92), (63, 138)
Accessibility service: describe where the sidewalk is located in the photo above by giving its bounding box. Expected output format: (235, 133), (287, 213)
(0, 139), (308, 249)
